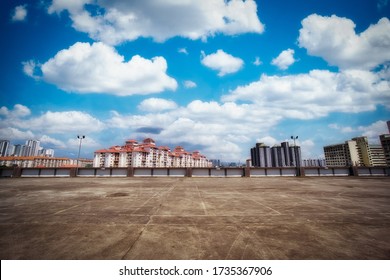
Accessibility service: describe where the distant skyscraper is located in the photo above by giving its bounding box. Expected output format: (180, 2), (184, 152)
(251, 143), (272, 167)
(387, 120), (390, 133)
(0, 140), (10, 157)
(271, 145), (286, 167)
(251, 141), (301, 167)
(281, 141), (291, 166)
(289, 145), (302, 167)
(24, 140), (40, 156)
(13, 144), (22, 156)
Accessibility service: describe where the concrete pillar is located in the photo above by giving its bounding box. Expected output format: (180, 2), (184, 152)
(349, 166), (359, 176)
(70, 168), (77, 177)
(244, 167), (251, 177)
(12, 167), (22, 178)
(299, 167), (305, 177)
(127, 167), (134, 177)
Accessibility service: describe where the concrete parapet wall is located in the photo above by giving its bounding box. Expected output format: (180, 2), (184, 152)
(1, 166), (389, 178)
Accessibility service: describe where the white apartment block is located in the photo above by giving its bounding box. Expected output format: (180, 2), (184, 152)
(93, 138), (211, 168)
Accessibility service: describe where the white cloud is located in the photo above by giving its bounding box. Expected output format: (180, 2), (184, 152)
(255, 136), (279, 146)
(22, 60), (40, 80)
(39, 135), (66, 148)
(24, 42), (177, 95)
(357, 120), (389, 143)
(328, 124), (355, 133)
(0, 127), (34, 140)
(0, 104), (31, 118)
(201, 49), (244, 76)
(184, 80), (197, 88)
(223, 69), (390, 118)
(271, 49), (296, 70)
(178, 48), (188, 55)
(48, 0), (264, 45)
(253, 56), (262, 66)
(106, 100), (282, 161)
(67, 137), (101, 149)
(18, 111), (106, 134)
(11, 5), (27, 22)
(329, 120), (388, 145)
(298, 14), (390, 70)
(300, 139), (315, 158)
(138, 98), (178, 112)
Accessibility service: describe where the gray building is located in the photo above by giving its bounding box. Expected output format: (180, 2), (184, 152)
(0, 140), (10, 157)
(251, 141), (301, 167)
(251, 143), (272, 167)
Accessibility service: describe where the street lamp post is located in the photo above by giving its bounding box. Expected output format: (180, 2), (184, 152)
(291, 135), (300, 176)
(76, 135), (85, 176)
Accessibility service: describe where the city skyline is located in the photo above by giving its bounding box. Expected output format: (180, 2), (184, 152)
(1, 0), (390, 162)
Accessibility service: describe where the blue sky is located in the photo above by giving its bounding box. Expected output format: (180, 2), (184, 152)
(1, 0), (390, 161)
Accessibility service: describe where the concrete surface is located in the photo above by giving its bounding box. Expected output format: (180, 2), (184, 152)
(0, 177), (389, 260)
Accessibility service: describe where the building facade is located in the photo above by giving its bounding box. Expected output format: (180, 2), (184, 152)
(380, 134), (390, 166)
(324, 141), (360, 167)
(0, 156), (70, 168)
(93, 138), (211, 168)
(324, 137), (387, 167)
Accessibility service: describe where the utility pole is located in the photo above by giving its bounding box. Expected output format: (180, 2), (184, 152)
(76, 135), (85, 176)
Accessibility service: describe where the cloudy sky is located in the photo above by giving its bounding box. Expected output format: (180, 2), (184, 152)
(1, 0), (390, 162)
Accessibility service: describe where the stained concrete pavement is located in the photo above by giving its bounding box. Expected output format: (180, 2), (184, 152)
(0, 177), (389, 259)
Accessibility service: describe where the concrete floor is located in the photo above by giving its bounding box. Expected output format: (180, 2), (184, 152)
(0, 177), (389, 260)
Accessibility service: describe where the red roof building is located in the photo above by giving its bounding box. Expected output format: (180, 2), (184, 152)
(93, 138), (211, 168)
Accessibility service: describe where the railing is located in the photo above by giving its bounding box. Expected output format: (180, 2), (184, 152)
(1, 166), (389, 178)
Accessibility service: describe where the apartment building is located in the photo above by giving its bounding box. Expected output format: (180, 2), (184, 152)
(324, 140), (360, 166)
(324, 136), (386, 167)
(0, 156), (70, 168)
(93, 138), (211, 168)
(380, 134), (390, 166)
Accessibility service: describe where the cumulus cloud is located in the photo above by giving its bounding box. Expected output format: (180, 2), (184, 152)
(11, 5), (27, 22)
(0, 127), (34, 140)
(21, 111), (105, 134)
(67, 137), (101, 149)
(271, 49), (296, 70)
(0, 104), (31, 118)
(39, 135), (66, 148)
(223, 69), (390, 118)
(23, 42), (177, 95)
(357, 120), (389, 143)
(329, 120), (389, 144)
(48, 0), (264, 45)
(107, 100), (282, 161)
(183, 80), (197, 88)
(255, 136), (279, 146)
(138, 98), (178, 112)
(298, 14), (390, 70)
(328, 124), (355, 133)
(201, 49), (244, 76)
